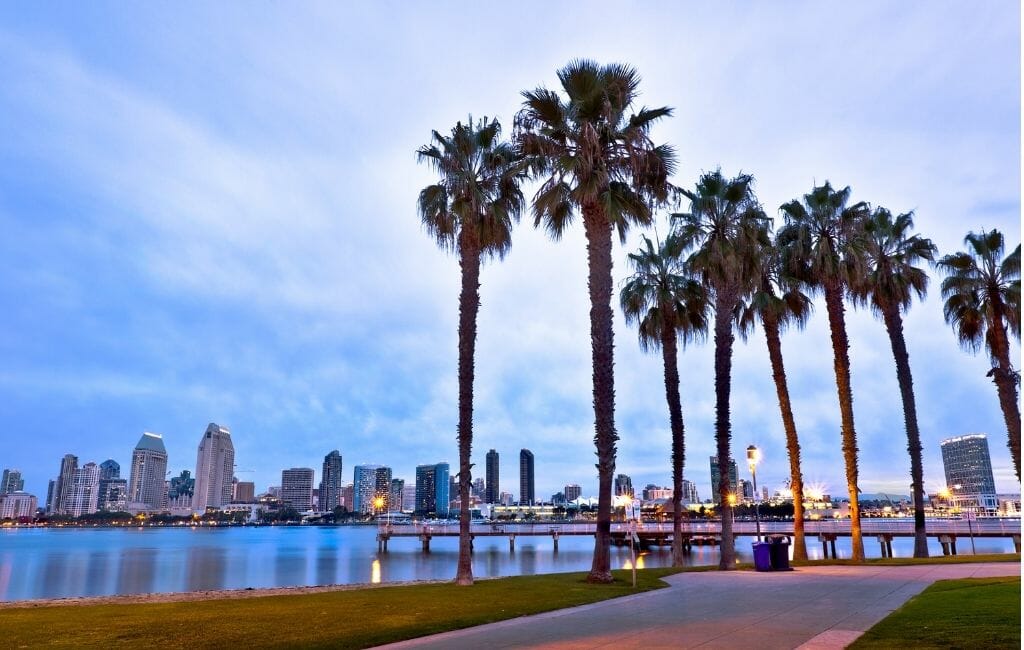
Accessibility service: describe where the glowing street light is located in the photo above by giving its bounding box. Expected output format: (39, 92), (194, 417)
(747, 445), (762, 541)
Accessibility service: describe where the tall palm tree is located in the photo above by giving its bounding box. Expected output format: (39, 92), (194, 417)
(937, 229), (1021, 479)
(417, 116), (525, 585)
(852, 207), (937, 557)
(515, 60), (675, 583)
(737, 236), (812, 561)
(620, 234), (709, 566)
(778, 182), (870, 562)
(671, 170), (768, 570)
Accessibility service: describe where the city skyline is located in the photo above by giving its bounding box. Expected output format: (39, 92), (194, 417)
(0, 3), (1019, 503)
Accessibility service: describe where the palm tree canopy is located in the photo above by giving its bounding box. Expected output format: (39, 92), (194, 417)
(852, 207), (937, 315)
(515, 59), (676, 243)
(936, 228), (1021, 357)
(777, 182), (870, 291)
(417, 116), (526, 259)
(621, 234), (710, 353)
(670, 170), (770, 294)
(737, 236), (813, 341)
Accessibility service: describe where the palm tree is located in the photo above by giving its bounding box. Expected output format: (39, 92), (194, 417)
(416, 116), (525, 585)
(852, 207), (937, 557)
(515, 60), (675, 583)
(937, 229), (1021, 479)
(620, 234), (709, 566)
(671, 170), (768, 570)
(778, 182), (870, 562)
(737, 236), (812, 561)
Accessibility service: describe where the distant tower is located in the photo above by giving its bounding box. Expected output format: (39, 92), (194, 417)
(682, 479), (699, 504)
(193, 423), (235, 513)
(281, 468), (315, 511)
(519, 449), (535, 506)
(54, 454), (78, 515)
(940, 434), (999, 512)
(614, 474), (634, 497)
(389, 478), (405, 512)
(485, 449), (500, 504)
(352, 465), (391, 514)
(127, 432), (168, 512)
(67, 462), (100, 517)
(0, 469), (24, 494)
(564, 483), (581, 502)
(709, 455), (738, 504)
(319, 450), (344, 513)
(415, 463), (450, 517)
(99, 460), (120, 480)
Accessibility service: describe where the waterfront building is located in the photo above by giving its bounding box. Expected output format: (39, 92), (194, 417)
(519, 449), (535, 506)
(1, 469), (24, 494)
(472, 477), (485, 498)
(67, 462), (100, 517)
(281, 468), (315, 511)
(564, 483), (582, 502)
(551, 491), (566, 505)
(341, 483), (355, 511)
(709, 455), (738, 504)
(390, 478), (405, 512)
(614, 474), (634, 498)
(485, 449), (500, 504)
(499, 490), (513, 506)
(45, 479), (56, 514)
(940, 434), (999, 513)
(415, 463), (450, 517)
(738, 478), (753, 501)
(167, 470), (195, 511)
(127, 432), (169, 513)
(352, 465), (391, 514)
(642, 484), (672, 501)
(193, 423), (235, 513)
(98, 477), (128, 511)
(234, 481), (255, 503)
(682, 479), (699, 504)
(401, 483), (416, 513)
(319, 450), (343, 513)
(54, 454), (78, 515)
(0, 492), (37, 519)
(99, 459), (120, 480)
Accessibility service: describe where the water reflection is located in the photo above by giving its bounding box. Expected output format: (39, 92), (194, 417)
(185, 546), (227, 592)
(117, 548), (158, 596)
(371, 559), (381, 584)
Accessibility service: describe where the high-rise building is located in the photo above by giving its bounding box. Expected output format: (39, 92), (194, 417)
(941, 434), (999, 512)
(499, 491), (513, 506)
(485, 449), (500, 504)
(319, 450), (344, 513)
(341, 484), (355, 511)
(401, 483), (416, 513)
(614, 474), (634, 497)
(415, 463), (450, 517)
(99, 460), (120, 480)
(709, 456), (738, 504)
(472, 477), (485, 498)
(128, 432), (169, 512)
(738, 478), (753, 501)
(45, 479), (56, 514)
(98, 477), (128, 512)
(54, 454), (78, 515)
(67, 462), (100, 517)
(193, 423), (235, 513)
(352, 465), (391, 514)
(281, 468), (315, 511)
(0, 492), (37, 519)
(564, 483), (581, 502)
(519, 449), (535, 506)
(682, 479), (699, 504)
(167, 470), (195, 510)
(0, 469), (24, 494)
(234, 481), (255, 503)
(389, 478), (405, 512)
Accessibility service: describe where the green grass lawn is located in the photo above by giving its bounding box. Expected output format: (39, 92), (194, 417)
(0, 568), (679, 649)
(850, 576), (1021, 649)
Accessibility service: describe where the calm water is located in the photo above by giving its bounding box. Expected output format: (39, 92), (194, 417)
(0, 525), (1015, 601)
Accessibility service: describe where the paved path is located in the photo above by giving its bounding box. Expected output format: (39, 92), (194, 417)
(380, 563), (1020, 649)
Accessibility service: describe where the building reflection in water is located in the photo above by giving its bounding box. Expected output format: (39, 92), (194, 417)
(315, 545), (339, 586)
(116, 548), (158, 595)
(185, 545), (227, 592)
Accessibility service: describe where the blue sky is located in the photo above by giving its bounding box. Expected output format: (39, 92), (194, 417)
(0, 2), (1020, 503)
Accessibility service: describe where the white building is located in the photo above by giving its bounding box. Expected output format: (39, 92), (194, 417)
(67, 462), (100, 517)
(0, 492), (37, 519)
(193, 423), (235, 513)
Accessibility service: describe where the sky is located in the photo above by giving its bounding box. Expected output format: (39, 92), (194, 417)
(0, 1), (1020, 504)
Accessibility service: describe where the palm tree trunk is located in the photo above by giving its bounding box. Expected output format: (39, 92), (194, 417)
(761, 312), (807, 561)
(583, 204), (617, 584)
(455, 238), (481, 586)
(713, 287), (737, 570)
(880, 303), (928, 557)
(660, 317), (686, 567)
(987, 299), (1021, 480)
(823, 282), (864, 561)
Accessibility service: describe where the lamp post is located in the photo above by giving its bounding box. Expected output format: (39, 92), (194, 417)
(747, 445), (762, 541)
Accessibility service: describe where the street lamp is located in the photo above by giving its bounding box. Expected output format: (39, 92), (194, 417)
(747, 445), (762, 541)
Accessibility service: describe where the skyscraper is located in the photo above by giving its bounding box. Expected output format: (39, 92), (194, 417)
(319, 450), (344, 513)
(67, 462), (100, 517)
(614, 474), (634, 497)
(415, 463), (450, 517)
(352, 465), (391, 514)
(940, 434), (999, 512)
(281, 468), (315, 511)
(168, 470), (195, 510)
(709, 456), (738, 504)
(682, 479), (699, 504)
(485, 449), (499, 504)
(193, 423), (235, 513)
(54, 454), (78, 515)
(0, 469), (24, 494)
(389, 478), (405, 512)
(128, 432), (168, 512)
(519, 449), (535, 506)
(564, 483), (581, 502)
(234, 481), (255, 503)
(99, 460), (120, 480)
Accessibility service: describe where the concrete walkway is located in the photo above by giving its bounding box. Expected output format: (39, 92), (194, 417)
(379, 563), (1020, 649)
